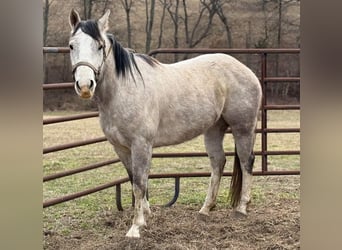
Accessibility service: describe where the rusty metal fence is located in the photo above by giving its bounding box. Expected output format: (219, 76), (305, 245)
(43, 48), (300, 210)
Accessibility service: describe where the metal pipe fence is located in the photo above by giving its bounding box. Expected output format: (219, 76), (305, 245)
(43, 47), (300, 209)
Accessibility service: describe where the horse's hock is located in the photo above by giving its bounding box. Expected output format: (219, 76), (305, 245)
(43, 47), (300, 210)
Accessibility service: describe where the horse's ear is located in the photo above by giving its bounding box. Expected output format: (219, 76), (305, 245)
(69, 9), (81, 31)
(98, 9), (110, 33)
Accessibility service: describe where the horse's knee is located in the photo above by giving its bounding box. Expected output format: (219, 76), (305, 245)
(132, 172), (148, 191)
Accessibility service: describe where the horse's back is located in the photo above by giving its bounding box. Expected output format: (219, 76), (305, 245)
(165, 53), (262, 116)
(151, 53), (261, 147)
(167, 53), (260, 94)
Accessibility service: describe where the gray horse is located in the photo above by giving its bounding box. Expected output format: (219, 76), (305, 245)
(68, 9), (262, 238)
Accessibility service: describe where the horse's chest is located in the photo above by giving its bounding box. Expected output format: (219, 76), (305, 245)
(99, 116), (130, 148)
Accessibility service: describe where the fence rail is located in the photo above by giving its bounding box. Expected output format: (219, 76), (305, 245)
(43, 47), (300, 209)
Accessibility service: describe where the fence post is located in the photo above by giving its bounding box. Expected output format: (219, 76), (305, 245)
(261, 52), (268, 173)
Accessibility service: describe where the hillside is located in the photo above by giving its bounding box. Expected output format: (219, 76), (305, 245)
(43, 0), (300, 110)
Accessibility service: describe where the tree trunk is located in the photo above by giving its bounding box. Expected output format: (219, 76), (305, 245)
(245, 20), (252, 66)
(216, 0), (233, 48)
(174, 0), (179, 62)
(84, 0), (93, 19)
(43, 0), (50, 46)
(120, 0), (133, 48)
(157, 0), (168, 48)
(127, 9), (132, 48)
(181, 0), (218, 60)
(276, 0), (282, 75)
(275, 0), (282, 98)
(188, 0), (217, 48)
(166, 0), (180, 62)
(145, 0), (156, 53)
(182, 0), (189, 46)
(43, 0), (51, 84)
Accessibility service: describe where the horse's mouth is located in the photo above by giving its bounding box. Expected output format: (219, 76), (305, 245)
(80, 86), (93, 99)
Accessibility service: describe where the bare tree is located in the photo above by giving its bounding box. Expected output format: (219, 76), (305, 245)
(166, 0), (180, 61)
(157, 0), (169, 48)
(83, 0), (93, 19)
(215, 0), (233, 47)
(145, 0), (156, 53)
(43, 0), (55, 83)
(275, 0), (283, 77)
(259, 0), (299, 99)
(180, 0), (220, 59)
(43, 0), (55, 46)
(85, 0), (111, 16)
(245, 20), (252, 67)
(164, 0), (230, 60)
(120, 0), (133, 48)
(255, 0), (274, 48)
(182, 0), (189, 45)
(184, 0), (217, 49)
(259, 0), (298, 47)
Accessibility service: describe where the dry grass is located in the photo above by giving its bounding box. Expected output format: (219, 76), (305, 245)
(43, 110), (299, 236)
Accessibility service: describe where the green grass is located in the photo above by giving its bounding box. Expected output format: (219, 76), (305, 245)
(43, 110), (300, 235)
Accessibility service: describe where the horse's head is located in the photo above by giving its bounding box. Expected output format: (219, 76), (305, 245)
(68, 9), (111, 99)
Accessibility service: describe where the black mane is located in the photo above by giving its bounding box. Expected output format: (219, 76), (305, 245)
(107, 34), (159, 80)
(107, 34), (141, 79)
(73, 20), (158, 80)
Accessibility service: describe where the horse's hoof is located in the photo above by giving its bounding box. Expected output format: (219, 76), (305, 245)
(125, 225), (140, 238)
(198, 208), (210, 216)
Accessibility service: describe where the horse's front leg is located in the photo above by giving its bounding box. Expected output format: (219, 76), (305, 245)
(125, 139), (152, 238)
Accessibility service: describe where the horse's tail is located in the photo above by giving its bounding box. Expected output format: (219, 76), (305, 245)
(229, 147), (242, 208)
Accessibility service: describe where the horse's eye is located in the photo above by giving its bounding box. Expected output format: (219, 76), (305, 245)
(98, 45), (103, 50)
(69, 44), (74, 50)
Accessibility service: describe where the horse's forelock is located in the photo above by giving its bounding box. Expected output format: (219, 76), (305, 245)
(72, 20), (102, 43)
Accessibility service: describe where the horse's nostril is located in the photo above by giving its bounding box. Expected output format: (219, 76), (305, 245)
(90, 80), (94, 89)
(75, 80), (81, 91)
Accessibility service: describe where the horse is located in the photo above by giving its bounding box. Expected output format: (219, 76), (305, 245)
(68, 9), (262, 238)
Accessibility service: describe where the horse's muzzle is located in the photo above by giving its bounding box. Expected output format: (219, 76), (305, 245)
(75, 79), (95, 99)
(80, 86), (93, 99)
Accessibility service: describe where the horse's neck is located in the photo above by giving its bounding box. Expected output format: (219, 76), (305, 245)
(95, 59), (117, 108)
(95, 58), (136, 111)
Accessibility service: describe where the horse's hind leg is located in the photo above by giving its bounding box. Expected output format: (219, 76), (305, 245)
(199, 118), (228, 216)
(231, 124), (257, 216)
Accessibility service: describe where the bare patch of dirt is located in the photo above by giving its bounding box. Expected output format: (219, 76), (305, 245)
(44, 197), (299, 249)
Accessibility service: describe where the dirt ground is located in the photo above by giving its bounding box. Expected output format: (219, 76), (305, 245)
(44, 177), (299, 250)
